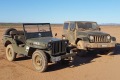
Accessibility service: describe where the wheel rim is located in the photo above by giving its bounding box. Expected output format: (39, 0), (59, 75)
(34, 54), (43, 70)
(8, 48), (12, 57)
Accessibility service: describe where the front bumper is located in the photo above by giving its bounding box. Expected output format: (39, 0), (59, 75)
(51, 52), (77, 62)
(61, 52), (77, 58)
(84, 42), (116, 49)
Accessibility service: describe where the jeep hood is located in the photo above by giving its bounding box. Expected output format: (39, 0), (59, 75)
(77, 31), (109, 37)
(27, 37), (61, 44)
(26, 37), (62, 49)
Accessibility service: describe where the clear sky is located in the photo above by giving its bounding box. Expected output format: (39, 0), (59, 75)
(0, 0), (120, 24)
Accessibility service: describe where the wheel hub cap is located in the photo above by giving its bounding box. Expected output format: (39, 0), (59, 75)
(35, 56), (42, 66)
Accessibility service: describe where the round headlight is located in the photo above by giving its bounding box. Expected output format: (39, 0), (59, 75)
(107, 35), (111, 39)
(63, 37), (66, 39)
(48, 43), (51, 47)
(89, 36), (94, 40)
(65, 41), (68, 44)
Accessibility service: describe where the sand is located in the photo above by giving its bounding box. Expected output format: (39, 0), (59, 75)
(0, 25), (120, 80)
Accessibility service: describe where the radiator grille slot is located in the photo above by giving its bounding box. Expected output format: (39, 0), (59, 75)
(51, 40), (67, 55)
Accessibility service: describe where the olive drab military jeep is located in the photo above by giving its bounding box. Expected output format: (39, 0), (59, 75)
(62, 21), (116, 55)
(2, 23), (76, 72)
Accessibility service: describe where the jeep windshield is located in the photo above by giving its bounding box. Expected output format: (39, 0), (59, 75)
(77, 22), (99, 31)
(23, 23), (52, 39)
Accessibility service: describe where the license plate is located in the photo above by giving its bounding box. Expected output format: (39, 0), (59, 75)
(101, 45), (107, 47)
(52, 56), (61, 62)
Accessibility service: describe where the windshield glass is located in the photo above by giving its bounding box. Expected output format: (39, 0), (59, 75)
(77, 22), (99, 30)
(24, 24), (51, 32)
(24, 24), (52, 39)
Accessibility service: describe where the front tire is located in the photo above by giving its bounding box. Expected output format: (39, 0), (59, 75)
(32, 50), (48, 72)
(103, 48), (114, 55)
(6, 45), (16, 61)
(77, 50), (87, 57)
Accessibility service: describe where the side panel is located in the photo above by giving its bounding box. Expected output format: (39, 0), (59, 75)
(3, 37), (27, 55)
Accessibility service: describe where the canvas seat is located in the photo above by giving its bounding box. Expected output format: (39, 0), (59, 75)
(10, 30), (25, 46)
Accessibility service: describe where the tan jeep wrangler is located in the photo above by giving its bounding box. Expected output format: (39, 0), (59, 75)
(62, 21), (116, 55)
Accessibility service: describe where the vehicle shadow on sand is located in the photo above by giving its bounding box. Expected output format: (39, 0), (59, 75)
(14, 43), (120, 72)
(114, 43), (120, 55)
(47, 52), (101, 72)
(47, 43), (120, 72)
(73, 53), (100, 66)
(15, 56), (31, 61)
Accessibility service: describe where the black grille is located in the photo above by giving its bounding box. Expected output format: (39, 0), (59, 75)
(51, 40), (68, 55)
(89, 35), (111, 43)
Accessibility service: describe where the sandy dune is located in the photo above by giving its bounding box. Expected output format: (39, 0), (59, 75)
(0, 25), (120, 80)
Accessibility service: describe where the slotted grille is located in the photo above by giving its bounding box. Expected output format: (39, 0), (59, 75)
(89, 35), (111, 43)
(51, 40), (67, 55)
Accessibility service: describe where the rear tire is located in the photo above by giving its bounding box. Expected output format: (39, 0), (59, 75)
(6, 45), (16, 61)
(32, 50), (48, 72)
(95, 48), (114, 55)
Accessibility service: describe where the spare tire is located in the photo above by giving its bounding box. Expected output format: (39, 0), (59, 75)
(4, 28), (17, 35)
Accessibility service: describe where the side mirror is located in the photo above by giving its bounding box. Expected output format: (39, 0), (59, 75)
(98, 28), (101, 31)
(55, 33), (57, 37)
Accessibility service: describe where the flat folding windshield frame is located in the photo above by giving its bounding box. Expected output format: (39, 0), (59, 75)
(23, 23), (51, 40)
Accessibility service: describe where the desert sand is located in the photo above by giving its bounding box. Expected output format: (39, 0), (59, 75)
(0, 25), (120, 80)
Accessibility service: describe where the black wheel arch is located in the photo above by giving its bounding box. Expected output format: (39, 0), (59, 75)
(4, 40), (12, 47)
(75, 38), (82, 44)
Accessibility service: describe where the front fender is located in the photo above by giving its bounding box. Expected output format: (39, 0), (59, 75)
(75, 37), (89, 44)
